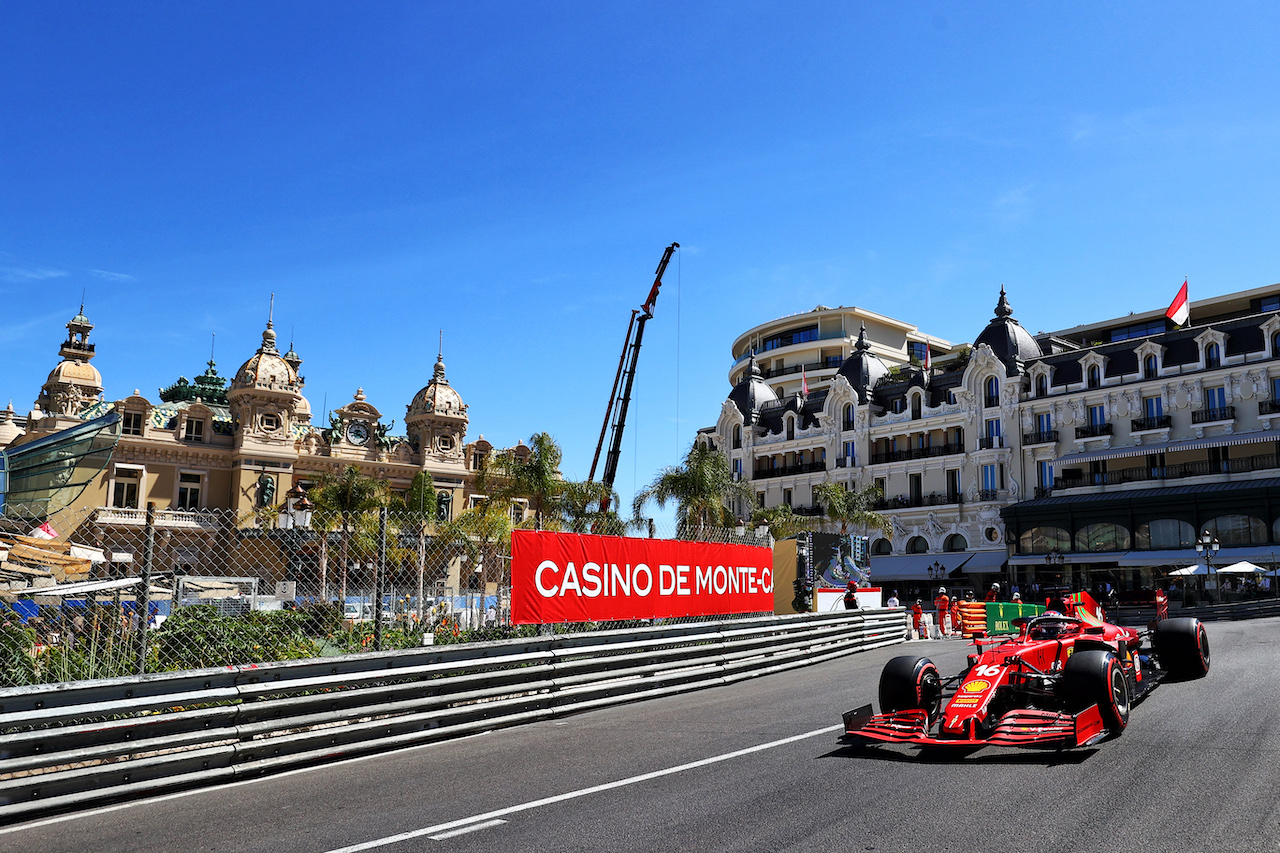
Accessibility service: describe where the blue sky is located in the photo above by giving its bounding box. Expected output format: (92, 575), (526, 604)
(3, 2), (1280, 514)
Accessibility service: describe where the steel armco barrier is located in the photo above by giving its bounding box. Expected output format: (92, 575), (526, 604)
(0, 608), (907, 821)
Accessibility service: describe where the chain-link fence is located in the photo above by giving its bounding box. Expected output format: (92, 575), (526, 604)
(0, 505), (774, 688)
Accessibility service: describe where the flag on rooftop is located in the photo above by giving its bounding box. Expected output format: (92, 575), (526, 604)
(1166, 279), (1190, 326)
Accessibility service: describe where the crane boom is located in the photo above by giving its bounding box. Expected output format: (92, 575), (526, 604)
(593, 243), (679, 514)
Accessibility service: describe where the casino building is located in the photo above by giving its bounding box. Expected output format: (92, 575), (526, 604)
(0, 306), (538, 589)
(702, 282), (1280, 595)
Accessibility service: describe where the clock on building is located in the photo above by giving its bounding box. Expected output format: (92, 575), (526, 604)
(347, 420), (370, 446)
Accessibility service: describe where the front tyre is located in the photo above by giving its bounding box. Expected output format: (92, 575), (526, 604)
(879, 655), (942, 723)
(1061, 649), (1131, 733)
(1153, 617), (1211, 678)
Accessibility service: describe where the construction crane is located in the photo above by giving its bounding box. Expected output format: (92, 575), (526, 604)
(588, 242), (680, 513)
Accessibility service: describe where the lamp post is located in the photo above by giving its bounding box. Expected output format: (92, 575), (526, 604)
(1194, 530), (1220, 604)
(1045, 549), (1065, 600)
(928, 560), (945, 581)
(278, 484), (314, 603)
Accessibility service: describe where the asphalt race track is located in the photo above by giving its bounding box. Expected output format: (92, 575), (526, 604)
(5, 617), (1279, 853)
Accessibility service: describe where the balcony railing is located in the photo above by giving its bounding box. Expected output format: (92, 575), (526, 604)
(1260, 400), (1280, 415)
(1192, 406), (1236, 424)
(873, 491), (962, 510)
(1023, 430), (1058, 445)
(761, 357), (844, 379)
(751, 460), (827, 480)
(842, 419), (856, 432)
(983, 395), (1000, 408)
(977, 435), (1004, 450)
(1130, 415), (1171, 432)
(977, 489), (1000, 502)
(1053, 452), (1280, 491)
(1034, 486), (1053, 498)
(95, 507), (220, 531)
(868, 443), (965, 465)
(1074, 423), (1113, 439)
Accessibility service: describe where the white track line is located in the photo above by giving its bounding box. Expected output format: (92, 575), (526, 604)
(427, 819), (507, 840)
(322, 724), (841, 853)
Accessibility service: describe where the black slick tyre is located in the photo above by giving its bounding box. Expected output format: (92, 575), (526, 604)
(879, 655), (942, 722)
(1061, 649), (1131, 733)
(1153, 617), (1211, 678)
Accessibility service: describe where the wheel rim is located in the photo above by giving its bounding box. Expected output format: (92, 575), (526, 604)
(919, 668), (942, 720)
(1109, 662), (1130, 720)
(1198, 626), (1211, 671)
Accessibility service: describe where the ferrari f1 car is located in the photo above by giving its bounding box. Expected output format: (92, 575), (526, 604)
(840, 604), (1210, 751)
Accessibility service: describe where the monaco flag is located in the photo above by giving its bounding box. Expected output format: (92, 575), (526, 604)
(28, 522), (58, 540)
(1166, 279), (1190, 326)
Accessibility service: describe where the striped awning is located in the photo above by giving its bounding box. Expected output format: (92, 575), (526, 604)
(1168, 429), (1280, 454)
(1055, 442), (1174, 466)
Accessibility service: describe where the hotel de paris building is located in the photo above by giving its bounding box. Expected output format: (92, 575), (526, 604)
(700, 282), (1280, 594)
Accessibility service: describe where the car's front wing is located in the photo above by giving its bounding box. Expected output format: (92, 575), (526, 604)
(839, 703), (1108, 749)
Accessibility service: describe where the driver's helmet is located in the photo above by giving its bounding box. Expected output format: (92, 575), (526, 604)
(1030, 612), (1065, 640)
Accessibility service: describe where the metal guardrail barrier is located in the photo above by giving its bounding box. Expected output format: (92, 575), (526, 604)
(0, 609), (907, 822)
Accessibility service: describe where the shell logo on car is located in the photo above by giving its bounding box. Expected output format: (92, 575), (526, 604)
(962, 679), (990, 693)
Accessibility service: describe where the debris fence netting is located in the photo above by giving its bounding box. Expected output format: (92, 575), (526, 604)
(0, 505), (774, 688)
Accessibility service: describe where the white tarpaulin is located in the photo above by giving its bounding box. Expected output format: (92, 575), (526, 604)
(1217, 561), (1267, 573)
(1169, 564), (1207, 576)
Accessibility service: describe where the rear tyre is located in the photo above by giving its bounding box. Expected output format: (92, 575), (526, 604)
(879, 655), (942, 722)
(1153, 617), (1211, 679)
(1061, 649), (1130, 733)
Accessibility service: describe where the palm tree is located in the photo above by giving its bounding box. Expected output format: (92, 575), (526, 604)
(489, 431), (563, 530)
(632, 442), (752, 540)
(750, 504), (817, 541)
(312, 465), (389, 607)
(434, 495), (513, 628)
(812, 480), (891, 537)
(559, 479), (622, 534)
(390, 470), (437, 621)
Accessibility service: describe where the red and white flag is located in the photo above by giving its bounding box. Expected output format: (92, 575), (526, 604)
(923, 345), (931, 372)
(801, 365), (809, 397)
(29, 522), (58, 540)
(1166, 279), (1190, 326)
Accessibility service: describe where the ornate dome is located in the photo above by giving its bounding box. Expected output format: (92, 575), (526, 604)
(836, 325), (890, 403)
(231, 322), (302, 392)
(973, 287), (1042, 375)
(0, 402), (23, 447)
(727, 354), (780, 424)
(45, 359), (103, 389)
(407, 352), (467, 419)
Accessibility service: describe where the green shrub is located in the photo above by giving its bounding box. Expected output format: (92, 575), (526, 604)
(153, 606), (321, 670)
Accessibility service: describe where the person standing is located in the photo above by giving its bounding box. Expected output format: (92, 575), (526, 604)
(950, 595), (962, 637)
(986, 582), (1001, 602)
(887, 589), (900, 608)
(911, 599), (926, 639)
(933, 587), (951, 637)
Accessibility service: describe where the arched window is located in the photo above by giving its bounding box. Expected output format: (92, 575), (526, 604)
(911, 394), (922, 420)
(1143, 355), (1158, 380)
(1018, 526), (1070, 554)
(1087, 365), (1101, 388)
(943, 533), (968, 552)
(906, 536), (929, 553)
(732, 424), (742, 449)
(1273, 333), (1280, 356)
(786, 416), (795, 440)
(1135, 519), (1195, 549)
(871, 538), (892, 555)
(1206, 342), (1221, 369)
(984, 377), (999, 408)
(1035, 375), (1048, 397)
(842, 403), (855, 431)
(1204, 515), (1266, 546)
(1074, 522), (1131, 553)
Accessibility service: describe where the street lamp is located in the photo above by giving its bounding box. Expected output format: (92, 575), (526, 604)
(277, 485), (314, 602)
(928, 560), (945, 580)
(1195, 530), (1220, 603)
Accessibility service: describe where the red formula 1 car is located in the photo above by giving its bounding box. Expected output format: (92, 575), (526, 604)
(840, 606), (1210, 751)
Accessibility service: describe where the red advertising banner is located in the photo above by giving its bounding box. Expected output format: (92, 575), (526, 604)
(511, 529), (775, 624)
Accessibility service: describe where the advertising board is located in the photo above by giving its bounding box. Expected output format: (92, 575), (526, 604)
(511, 529), (774, 624)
